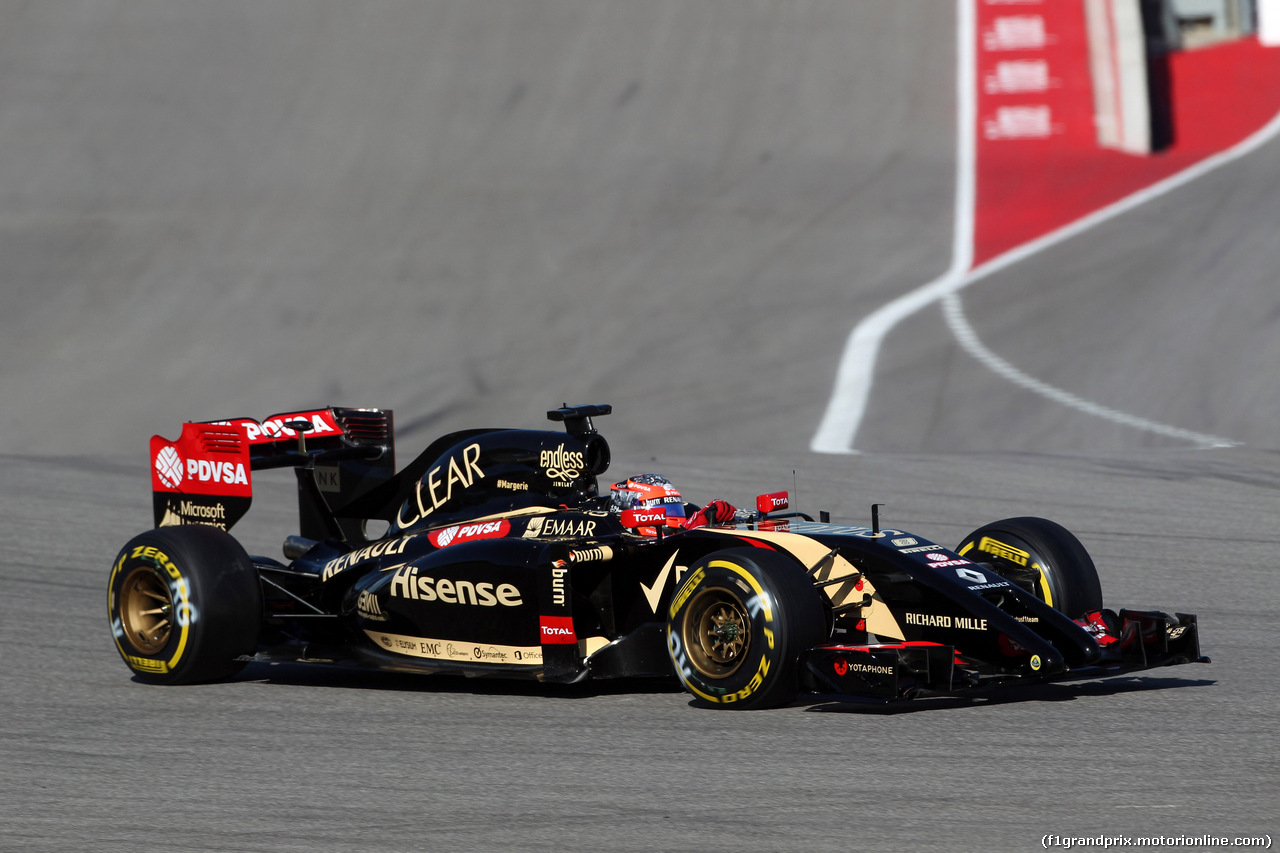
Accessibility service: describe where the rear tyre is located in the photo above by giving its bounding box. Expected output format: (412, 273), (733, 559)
(956, 516), (1102, 618)
(107, 526), (262, 684)
(666, 548), (827, 709)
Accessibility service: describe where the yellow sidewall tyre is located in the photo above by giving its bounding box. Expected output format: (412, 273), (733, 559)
(957, 516), (1103, 618)
(107, 526), (262, 685)
(666, 548), (827, 710)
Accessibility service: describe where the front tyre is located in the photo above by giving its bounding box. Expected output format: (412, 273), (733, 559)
(666, 548), (827, 710)
(957, 516), (1103, 618)
(107, 526), (262, 684)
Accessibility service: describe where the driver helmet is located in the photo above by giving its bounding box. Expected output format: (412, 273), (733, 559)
(609, 473), (687, 530)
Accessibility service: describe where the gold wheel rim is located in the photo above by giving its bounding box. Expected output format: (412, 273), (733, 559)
(682, 588), (751, 679)
(120, 566), (173, 655)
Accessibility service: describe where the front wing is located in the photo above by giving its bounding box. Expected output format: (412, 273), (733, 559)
(798, 610), (1207, 703)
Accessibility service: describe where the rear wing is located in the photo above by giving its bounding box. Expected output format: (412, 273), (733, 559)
(150, 407), (395, 539)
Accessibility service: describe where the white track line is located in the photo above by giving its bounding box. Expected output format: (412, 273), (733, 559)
(810, 0), (976, 454)
(940, 292), (1236, 447)
(811, 0), (1279, 454)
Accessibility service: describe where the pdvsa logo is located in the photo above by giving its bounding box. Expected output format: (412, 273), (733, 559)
(245, 413), (339, 442)
(189, 458), (248, 485)
(155, 445), (184, 488)
(428, 520), (511, 549)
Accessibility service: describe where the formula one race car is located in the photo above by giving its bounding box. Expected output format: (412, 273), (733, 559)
(107, 404), (1207, 709)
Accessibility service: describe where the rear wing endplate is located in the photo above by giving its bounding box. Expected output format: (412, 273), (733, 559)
(149, 407), (394, 535)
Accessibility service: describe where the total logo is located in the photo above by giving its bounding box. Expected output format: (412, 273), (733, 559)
(755, 491), (789, 514)
(539, 615), (576, 645)
(622, 508), (667, 528)
(428, 520), (511, 549)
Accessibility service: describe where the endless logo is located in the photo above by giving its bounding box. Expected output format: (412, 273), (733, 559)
(540, 444), (585, 482)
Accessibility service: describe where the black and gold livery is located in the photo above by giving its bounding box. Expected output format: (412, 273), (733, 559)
(107, 404), (1208, 708)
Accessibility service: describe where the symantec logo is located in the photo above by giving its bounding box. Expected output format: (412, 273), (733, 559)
(428, 520), (511, 549)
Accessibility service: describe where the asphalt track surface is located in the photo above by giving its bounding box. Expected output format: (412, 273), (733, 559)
(2, 2), (1278, 851)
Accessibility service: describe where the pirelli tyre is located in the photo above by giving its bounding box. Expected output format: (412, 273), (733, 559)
(956, 516), (1103, 618)
(666, 548), (827, 710)
(107, 525), (262, 684)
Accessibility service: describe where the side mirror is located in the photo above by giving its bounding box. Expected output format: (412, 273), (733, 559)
(756, 491), (789, 516)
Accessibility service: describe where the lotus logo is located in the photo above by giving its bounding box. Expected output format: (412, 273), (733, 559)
(155, 445), (183, 488)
